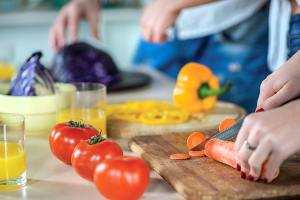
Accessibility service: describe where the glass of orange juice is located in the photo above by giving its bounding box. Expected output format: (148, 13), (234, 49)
(0, 113), (26, 191)
(56, 82), (107, 137)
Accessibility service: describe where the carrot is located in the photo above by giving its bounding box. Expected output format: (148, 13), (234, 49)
(189, 150), (206, 157)
(205, 138), (279, 180)
(219, 118), (236, 132)
(170, 154), (191, 160)
(187, 132), (206, 149)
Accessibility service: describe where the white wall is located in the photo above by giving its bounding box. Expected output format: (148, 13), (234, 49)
(0, 8), (142, 71)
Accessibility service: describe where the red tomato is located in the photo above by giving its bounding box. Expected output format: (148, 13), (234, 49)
(49, 121), (99, 164)
(71, 138), (123, 181)
(94, 156), (150, 200)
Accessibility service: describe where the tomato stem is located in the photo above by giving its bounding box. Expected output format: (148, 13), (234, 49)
(89, 130), (105, 145)
(67, 120), (92, 129)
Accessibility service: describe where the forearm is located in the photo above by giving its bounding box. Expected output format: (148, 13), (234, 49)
(170, 0), (219, 13)
(291, 0), (300, 15)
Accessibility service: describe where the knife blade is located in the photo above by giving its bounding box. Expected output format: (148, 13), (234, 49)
(190, 118), (244, 151)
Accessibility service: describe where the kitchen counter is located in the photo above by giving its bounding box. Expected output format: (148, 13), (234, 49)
(0, 67), (185, 200)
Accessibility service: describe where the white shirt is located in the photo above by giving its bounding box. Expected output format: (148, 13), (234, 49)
(268, 0), (300, 72)
(168, 0), (268, 40)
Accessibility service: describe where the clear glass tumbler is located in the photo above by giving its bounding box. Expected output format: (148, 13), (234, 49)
(0, 113), (26, 191)
(56, 82), (107, 137)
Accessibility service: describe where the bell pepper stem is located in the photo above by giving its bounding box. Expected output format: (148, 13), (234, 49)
(198, 82), (232, 99)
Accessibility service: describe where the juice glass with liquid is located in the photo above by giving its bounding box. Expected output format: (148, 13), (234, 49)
(0, 113), (26, 191)
(56, 82), (107, 137)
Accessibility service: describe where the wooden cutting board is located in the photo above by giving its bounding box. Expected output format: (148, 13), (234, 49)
(107, 100), (247, 138)
(128, 132), (300, 200)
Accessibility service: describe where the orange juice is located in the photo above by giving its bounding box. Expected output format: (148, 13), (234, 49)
(0, 63), (15, 79)
(0, 142), (26, 181)
(58, 108), (106, 136)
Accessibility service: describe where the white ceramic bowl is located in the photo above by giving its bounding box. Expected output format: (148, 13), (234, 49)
(0, 93), (57, 134)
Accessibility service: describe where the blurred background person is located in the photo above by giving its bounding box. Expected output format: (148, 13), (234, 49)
(50, 0), (270, 114)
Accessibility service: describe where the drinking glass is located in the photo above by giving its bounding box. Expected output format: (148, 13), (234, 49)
(0, 113), (26, 191)
(56, 82), (107, 137)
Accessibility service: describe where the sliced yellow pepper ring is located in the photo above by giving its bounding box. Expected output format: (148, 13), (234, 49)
(105, 101), (190, 125)
(139, 110), (189, 125)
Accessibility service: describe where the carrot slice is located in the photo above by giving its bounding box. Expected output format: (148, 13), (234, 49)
(187, 132), (206, 149)
(205, 138), (279, 180)
(170, 154), (191, 160)
(189, 150), (206, 157)
(219, 118), (236, 132)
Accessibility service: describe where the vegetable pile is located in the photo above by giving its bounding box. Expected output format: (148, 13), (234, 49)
(49, 120), (150, 200)
(50, 42), (121, 86)
(9, 52), (55, 96)
(106, 101), (190, 125)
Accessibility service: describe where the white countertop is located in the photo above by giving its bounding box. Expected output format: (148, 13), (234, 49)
(0, 67), (185, 200)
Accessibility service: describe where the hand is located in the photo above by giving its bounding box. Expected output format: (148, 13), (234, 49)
(49, 0), (100, 52)
(140, 0), (181, 43)
(235, 99), (300, 183)
(257, 50), (300, 111)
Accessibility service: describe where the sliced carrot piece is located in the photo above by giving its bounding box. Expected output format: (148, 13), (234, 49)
(170, 154), (191, 160)
(187, 132), (206, 149)
(219, 118), (236, 132)
(189, 150), (206, 157)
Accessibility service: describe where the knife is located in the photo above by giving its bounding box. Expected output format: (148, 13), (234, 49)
(190, 119), (244, 151)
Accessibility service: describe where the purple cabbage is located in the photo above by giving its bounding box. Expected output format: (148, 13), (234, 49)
(50, 42), (120, 85)
(10, 52), (55, 96)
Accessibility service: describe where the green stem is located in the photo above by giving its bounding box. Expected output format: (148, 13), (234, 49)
(198, 82), (232, 99)
(89, 130), (105, 145)
(67, 120), (85, 128)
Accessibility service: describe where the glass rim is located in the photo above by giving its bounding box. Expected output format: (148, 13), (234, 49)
(0, 113), (25, 125)
(55, 82), (106, 93)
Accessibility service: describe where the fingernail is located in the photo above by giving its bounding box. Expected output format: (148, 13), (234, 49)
(263, 178), (268, 183)
(256, 108), (265, 112)
(236, 164), (241, 171)
(241, 171), (246, 179)
(248, 174), (254, 181)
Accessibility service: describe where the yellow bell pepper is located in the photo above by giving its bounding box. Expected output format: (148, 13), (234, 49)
(173, 62), (231, 113)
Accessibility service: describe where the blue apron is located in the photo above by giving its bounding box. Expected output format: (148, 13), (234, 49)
(133, 7), (270, 114)
(289, 13), (300, 58)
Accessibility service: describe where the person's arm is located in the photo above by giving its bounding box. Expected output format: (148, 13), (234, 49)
(291, 0), (300, 15)
(140, 0), (218, 43)
(235, 49), (300, 183)
(49, 0), (100, 52)
(256, 49), (300, 111)
(49, 0), (123, 52)
(256, 1), (300, 111)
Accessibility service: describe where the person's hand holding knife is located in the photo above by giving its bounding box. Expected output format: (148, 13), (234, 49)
(235, 50), (300, 183)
